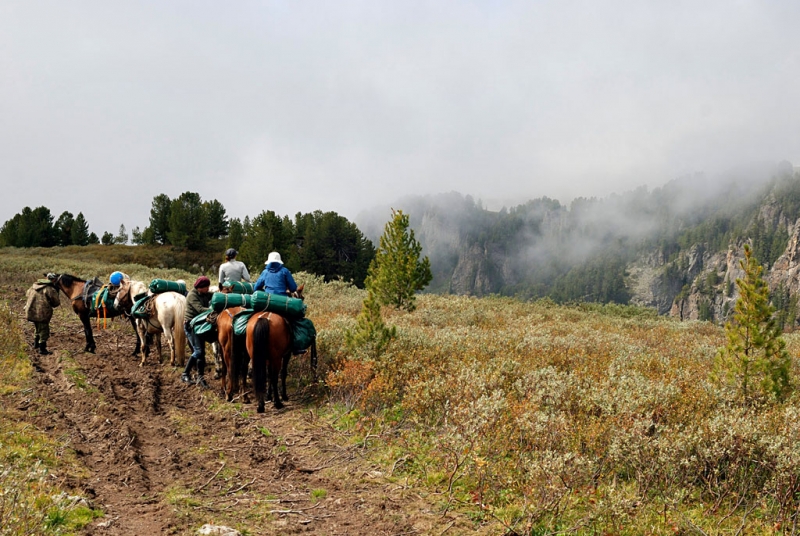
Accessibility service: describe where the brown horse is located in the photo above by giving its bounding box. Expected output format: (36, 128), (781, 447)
(215, 306), (248, 402)
(50, 273), (142, 354)
(245, 310), (293, 412)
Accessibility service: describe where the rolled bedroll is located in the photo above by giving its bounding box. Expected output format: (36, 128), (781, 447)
(149, 279), (188, 295)
(210, 291), (306, 319)
(224, 281), (255, 294)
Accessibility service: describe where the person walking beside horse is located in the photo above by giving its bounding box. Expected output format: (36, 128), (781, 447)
(218, 248), (250, 288)
(24, 273), (61, 355)
(182, 276), (213, 388)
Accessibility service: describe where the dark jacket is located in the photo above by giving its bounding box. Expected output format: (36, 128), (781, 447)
(25, 281), (61, 323)
(253, 262), (297, 295)
(184, 288), (212, 323)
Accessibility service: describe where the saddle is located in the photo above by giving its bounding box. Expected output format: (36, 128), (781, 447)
(131, 294), (156, 319)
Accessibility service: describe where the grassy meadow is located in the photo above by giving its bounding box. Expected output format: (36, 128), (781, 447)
(2, 247), (800, 534)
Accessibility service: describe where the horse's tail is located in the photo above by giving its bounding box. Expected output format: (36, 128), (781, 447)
(251, 316), (269, 401)
(174, 296), (187, 364)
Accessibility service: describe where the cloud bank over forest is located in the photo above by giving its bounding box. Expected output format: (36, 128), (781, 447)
(2, 1), (800, 235)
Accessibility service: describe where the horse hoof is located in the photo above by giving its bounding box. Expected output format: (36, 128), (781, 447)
(257, 405), (265, 413)
(282, 395), (289, 402)
(274, 401), (284, 410)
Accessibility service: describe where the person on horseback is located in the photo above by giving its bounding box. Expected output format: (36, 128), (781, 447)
(253, 251), (297, 295)
(24, 273), (61, 355)
(218, 248), (250, 288)
(182, 276), (213, 388)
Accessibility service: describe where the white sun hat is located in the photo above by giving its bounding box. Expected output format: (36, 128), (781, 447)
(265, 251), (283, 265)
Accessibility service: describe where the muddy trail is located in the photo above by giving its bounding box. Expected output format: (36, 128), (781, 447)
(6, 286), (463, 535)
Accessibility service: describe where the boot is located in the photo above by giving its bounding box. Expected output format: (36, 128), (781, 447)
(181, 356), (197, 384)
(195, 376), (209, 389)
(38, 342), (51, 355)
(180, 373), (193, 384)
(33, 336), (40, 350)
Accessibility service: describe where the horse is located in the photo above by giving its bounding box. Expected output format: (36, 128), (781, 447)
(245, 310), (294, 412)
(215, 284), (312, 411)
(215, 306), (249, 403)
(114, 279), (187, 367)
(50, 273), (142, 354)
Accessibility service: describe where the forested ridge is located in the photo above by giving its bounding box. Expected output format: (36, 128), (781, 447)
(1, 191), (375, 287)
(5, 163), (800, 313)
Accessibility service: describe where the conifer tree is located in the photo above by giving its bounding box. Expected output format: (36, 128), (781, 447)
(70, 212), (90, 246)
(366, 209), (432, 312)
(715, 244), (792, 403)
(345, 290), (396, 359)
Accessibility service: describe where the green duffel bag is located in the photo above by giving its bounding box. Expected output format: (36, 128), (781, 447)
(233, 309), (254, 337)
(149, 279), (188, 296)
(210, 291), (306, 319)
(191, 310), (217, 342)
(290, 317), (316, 354)
(131, 295), (152, 319)
(222, 281), (255, 294)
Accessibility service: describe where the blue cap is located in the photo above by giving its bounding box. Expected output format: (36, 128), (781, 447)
(110, 271), (124, 285)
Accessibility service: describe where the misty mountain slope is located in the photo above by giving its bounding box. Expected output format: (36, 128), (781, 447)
(357, 162), (800, 323)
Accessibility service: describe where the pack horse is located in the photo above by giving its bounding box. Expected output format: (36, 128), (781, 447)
(114, 279), (187, 367)
(50, 273), (142, 354)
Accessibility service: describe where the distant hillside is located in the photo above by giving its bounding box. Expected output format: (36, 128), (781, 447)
(358, 161), (800, 326)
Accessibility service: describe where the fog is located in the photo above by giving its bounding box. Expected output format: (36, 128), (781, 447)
(2, 1), (800, 236)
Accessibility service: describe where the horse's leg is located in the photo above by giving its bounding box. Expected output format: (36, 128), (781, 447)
(79, 312), (96, 353)
(280, 351), (290, 402)
(138, 321), (150, 367)
(129, 316), (142, 356)
(224, 337), (236, 402)
(155, 333), (163, 364)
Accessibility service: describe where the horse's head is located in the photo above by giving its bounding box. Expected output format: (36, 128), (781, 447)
(114, 279), (148, 311)
(290, 283), (305, 301)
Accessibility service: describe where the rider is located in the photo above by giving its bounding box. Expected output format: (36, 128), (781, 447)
(218, 248), (250, 288)
(253, 251), (297, 295)
(182, 276), (213, 388)
(24, 273), (60, 355)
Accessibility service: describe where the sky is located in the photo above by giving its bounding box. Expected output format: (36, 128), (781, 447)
(2, 1), (800, 237)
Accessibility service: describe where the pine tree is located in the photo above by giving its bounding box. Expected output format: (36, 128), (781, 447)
(55, 211), (74, 246)
(71, 212), (90, 246)
(168, 192), (207, 250)
(715, 244), (792, 403)
(365, 209), (432, 311)
(148, 194), (172, 245)
(345, 290), (396, 359)
(114, 224), (128, 245)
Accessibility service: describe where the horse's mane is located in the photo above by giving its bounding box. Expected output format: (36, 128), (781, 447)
(59, 273), (87, 286)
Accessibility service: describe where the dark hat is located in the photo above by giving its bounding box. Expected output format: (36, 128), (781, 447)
(194, 276), (211, 289)
(225, 248), (238, 258)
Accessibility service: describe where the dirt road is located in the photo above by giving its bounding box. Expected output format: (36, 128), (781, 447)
(8, 292), (461, 535)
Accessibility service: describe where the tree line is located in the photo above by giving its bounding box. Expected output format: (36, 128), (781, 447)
(1, 192), (376, 287)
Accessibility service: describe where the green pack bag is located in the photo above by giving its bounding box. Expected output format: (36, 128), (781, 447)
(191, 310), (216, 341)
(290, 317), (316, 354)
(233, 309), (255, 336)
(224, 281), (255, 294)
(131, 295), (152, 319)
(210, 291), (306, 319)
(149, 279), (188, 296)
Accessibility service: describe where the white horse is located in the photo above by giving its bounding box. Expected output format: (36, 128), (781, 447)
(114, 279), (187, 367)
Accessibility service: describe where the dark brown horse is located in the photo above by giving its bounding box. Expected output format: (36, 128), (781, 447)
(50, 273), (142, 354)
(245, 310), (293, 412)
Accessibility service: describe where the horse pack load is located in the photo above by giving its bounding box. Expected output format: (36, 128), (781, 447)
(130, 293), (153, 320)
(210, 291), (306, 319)
(149, 279), (188, 296)
(224, 281), (255, 294)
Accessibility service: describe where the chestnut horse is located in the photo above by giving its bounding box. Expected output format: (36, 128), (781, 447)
(114, 279), (188, 367)
(50, 273), (142, 354)
(215, 306), (248, 402)
(215, 284), (309, 411)
(246, 310), (293, 412)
